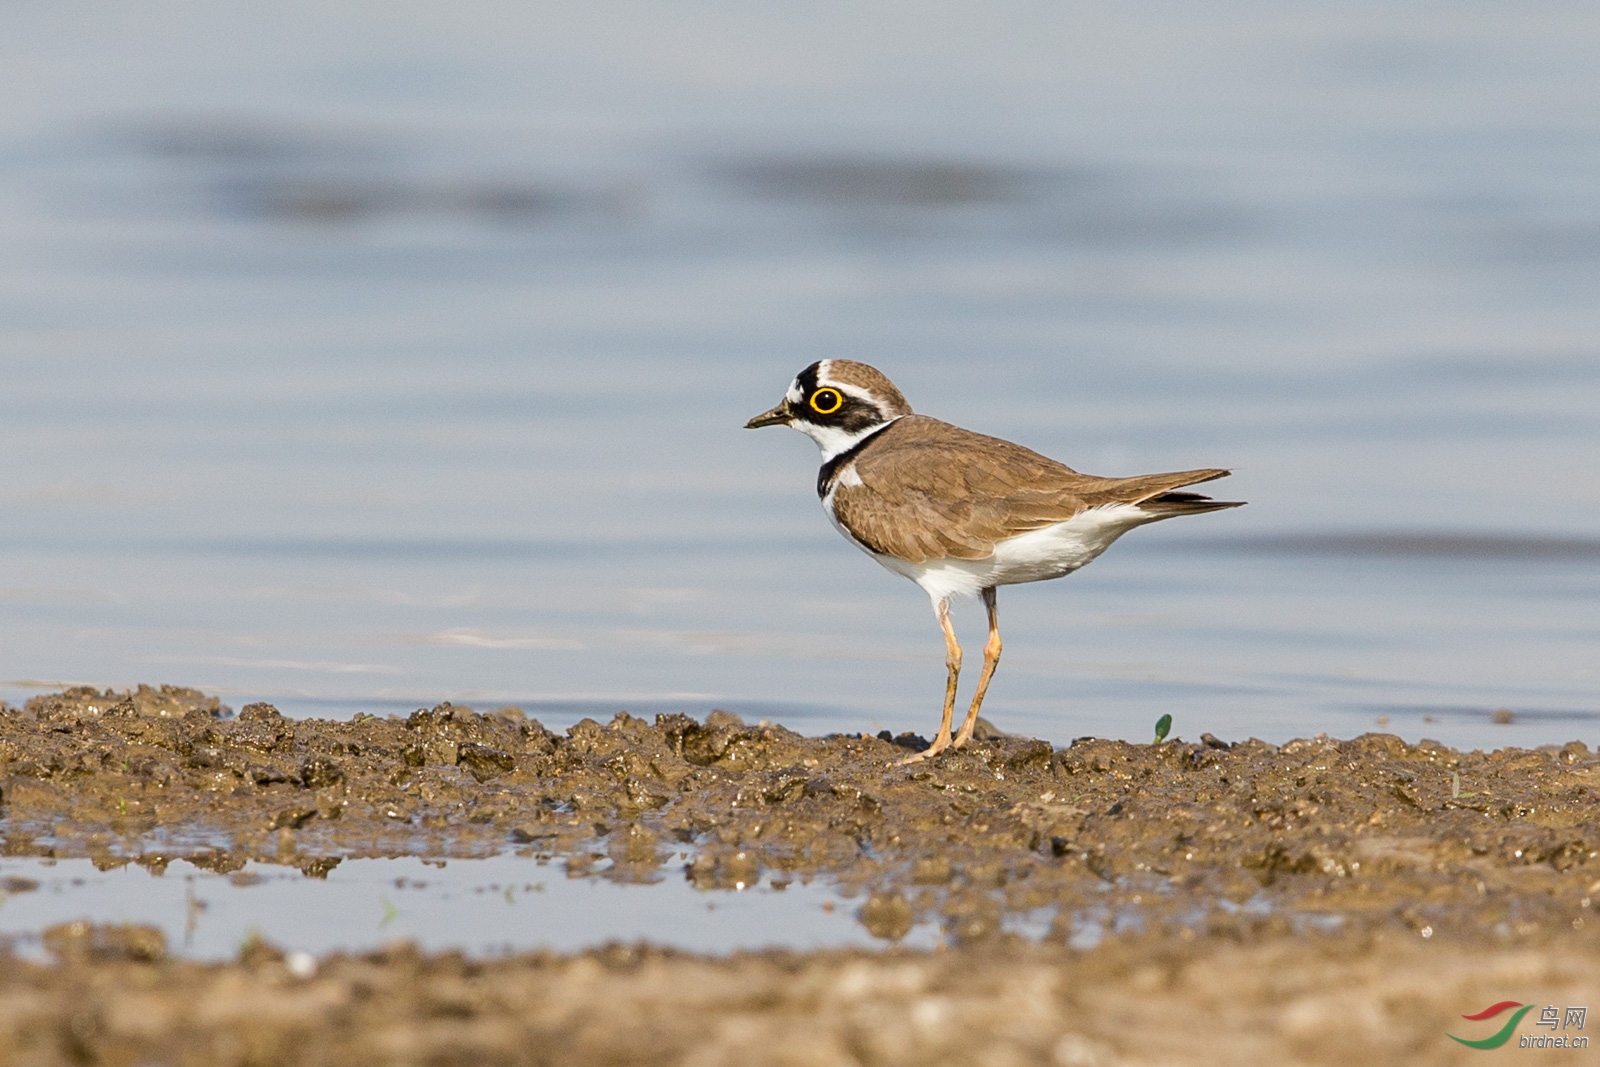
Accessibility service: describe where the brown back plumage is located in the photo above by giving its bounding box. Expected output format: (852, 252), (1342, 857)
(828, 416), (1242, 563)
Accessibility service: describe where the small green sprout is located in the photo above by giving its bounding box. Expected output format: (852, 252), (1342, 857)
(1153, 714), (1173, 744)
(379, 896), (398, 927)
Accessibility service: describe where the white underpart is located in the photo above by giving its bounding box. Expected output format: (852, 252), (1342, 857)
(796, 419), (890, 461)
(861, 503), (1157, 605)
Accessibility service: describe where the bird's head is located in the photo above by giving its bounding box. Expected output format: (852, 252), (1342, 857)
(744, 359), (913, 458)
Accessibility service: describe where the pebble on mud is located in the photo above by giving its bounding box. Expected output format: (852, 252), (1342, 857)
(859, 892), (916, 940)
(42, 921), (167, 963)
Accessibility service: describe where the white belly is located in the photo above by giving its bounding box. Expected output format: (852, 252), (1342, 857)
(867, 504), (1153, 604)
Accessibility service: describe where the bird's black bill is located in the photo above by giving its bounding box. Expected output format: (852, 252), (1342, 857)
(744, 401), (793, 429)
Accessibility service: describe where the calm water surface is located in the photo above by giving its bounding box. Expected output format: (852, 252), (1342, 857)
(0, 855), (934, 961)
(1, 2), (1598, 757)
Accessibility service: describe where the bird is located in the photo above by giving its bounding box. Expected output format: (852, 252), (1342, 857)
(745, 359), (1243, 762)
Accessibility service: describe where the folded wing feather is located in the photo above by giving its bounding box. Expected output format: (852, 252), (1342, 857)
(829, 416), (1238, 564)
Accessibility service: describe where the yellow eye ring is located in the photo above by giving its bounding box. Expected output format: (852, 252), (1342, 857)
(809, 388), (844, 415)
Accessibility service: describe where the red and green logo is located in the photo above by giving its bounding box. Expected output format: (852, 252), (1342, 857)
(1449, 1002), (1534, 1049)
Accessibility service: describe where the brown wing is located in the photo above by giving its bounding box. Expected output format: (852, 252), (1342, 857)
(829, 416), (1234, 563)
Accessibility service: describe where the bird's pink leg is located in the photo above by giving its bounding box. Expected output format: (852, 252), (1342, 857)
(952, 587), (1001, 748)
(898, 597), (960, 765)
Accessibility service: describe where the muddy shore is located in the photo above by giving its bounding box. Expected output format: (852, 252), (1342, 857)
(3, 685), (1600, 1064)
(4, 932), (1597, 1066)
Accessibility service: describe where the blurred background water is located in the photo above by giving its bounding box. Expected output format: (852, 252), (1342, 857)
(2, 1), (1598, 753)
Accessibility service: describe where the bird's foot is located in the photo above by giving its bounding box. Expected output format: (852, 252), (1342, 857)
(895, 733), (954, 766)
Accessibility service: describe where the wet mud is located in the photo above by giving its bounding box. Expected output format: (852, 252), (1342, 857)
(3, 933), (1597, 1066)
(4, 685), (1600, 1064)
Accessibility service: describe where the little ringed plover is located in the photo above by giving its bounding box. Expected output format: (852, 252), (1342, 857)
(746, 359), (1243, 763)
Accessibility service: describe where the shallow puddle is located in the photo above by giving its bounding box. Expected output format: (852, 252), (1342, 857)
(0, 854), (946, 961)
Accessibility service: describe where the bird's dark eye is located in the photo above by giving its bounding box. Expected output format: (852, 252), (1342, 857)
(809, 388), (844, 415)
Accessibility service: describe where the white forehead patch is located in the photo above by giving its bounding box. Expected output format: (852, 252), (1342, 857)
(785, 379), (803, 403)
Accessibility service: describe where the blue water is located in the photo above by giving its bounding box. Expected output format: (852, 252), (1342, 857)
(1, 2), (1598, 755)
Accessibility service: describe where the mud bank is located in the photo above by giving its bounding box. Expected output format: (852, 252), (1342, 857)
(4, 685), (1600, 942)
(2, 933), (1598, 1066)
(4, 685), (1600, 1063)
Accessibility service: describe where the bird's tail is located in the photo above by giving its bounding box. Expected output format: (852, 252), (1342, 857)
(1108, 468), (1245, 519)
(1137, 490), (1246, 518)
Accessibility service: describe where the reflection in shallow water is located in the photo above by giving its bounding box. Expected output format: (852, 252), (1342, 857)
(0, 854), (1362, 961)
(0, 855), (939, 961)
